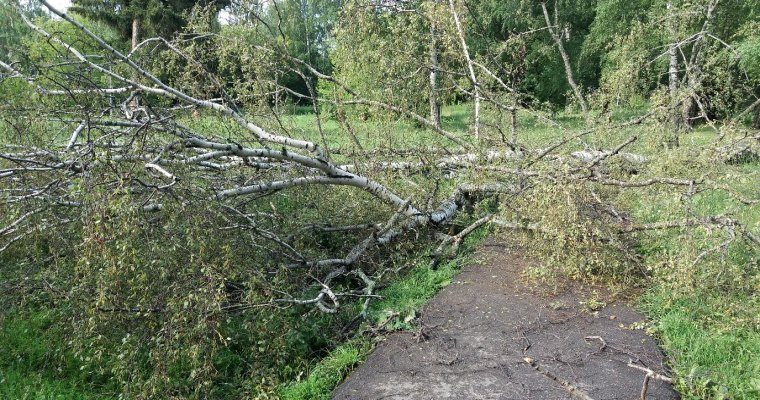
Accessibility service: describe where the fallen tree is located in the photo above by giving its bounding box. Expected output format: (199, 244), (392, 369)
(3, 0), (757, 323)
(1, 1), (758, 397)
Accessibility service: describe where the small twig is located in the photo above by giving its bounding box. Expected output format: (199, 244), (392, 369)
(0, 208), (42, 236)
(354, 269), (376, 318)
(523, 357), (595, 400)
(708, 183), (759, 205)
(520, 331), (532, 352)
(594, 175), (696, 188)
(589, 189), (624, 222)
(144, 162), (177, 189)
(65, 120), (86, 150)
(370, 311), (400, 334)
(620, 215), (733, 233)
(588, 136), (637, 169)
(627, 359), (673, 400)
(692, 228), (735, 267)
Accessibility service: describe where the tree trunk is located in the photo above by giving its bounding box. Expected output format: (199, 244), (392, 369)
(429, 21), (441, 129)
(666, 1), (682, 134)
(681, 0), (719, 130)
(449, 0), (480, 140)
(129, 17), (141, 113)
(131, 17), (139, 51)
(682, 77), (697, 130)
(541, 2), (588, 122)
(511, 42), (527, 146)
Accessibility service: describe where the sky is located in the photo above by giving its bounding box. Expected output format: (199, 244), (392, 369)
(46, 0), (72, 12)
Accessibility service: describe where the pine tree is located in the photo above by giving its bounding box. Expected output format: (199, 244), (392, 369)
(70, 0), (231, 49)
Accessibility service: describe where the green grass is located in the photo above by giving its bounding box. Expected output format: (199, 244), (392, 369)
(0, 369), (99, 400)
(611, 128), (759, 399)
(364, 255), (467, 329)
(278, 338), (372, 400)
(641, 290), (760, 399)
(0, 310), (108, 399)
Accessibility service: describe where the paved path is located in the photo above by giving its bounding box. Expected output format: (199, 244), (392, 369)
(333, 241), (678, 399)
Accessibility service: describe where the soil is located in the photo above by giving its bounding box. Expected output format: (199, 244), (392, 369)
(332, 240), (679, 400)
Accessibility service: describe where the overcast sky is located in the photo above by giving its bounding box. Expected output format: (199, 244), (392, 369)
(46, 0), (72, 12)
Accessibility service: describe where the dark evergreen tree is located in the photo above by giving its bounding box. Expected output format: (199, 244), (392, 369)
(70, 0), (231, 48)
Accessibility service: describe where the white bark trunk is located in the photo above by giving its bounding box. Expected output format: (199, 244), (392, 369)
(541, 2), (588, 122)
(449, 0), (480, 139)
(667, 1), (682, 132)
(131, 18), (139, 50)
(429, 21), (441, 129)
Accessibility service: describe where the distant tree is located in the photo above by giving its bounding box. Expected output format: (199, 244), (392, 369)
(217, 0), (341, 102)
(734, 21), (760, 127)
(0, 1), (45, 60)
(467, 0), (597, 109)
(594, 0), (760, 128)
(266, 0), (342, 100)
(580, 0), (655, 91)
(70, 0), (231, 49)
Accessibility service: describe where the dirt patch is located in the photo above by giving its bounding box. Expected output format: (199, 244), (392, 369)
(332, 240), (678, 399)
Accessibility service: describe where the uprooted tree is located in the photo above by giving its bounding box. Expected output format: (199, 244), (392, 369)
(1, 0), (758, 396)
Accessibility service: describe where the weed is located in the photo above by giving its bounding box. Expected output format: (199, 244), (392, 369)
(580, 290), (607, 313)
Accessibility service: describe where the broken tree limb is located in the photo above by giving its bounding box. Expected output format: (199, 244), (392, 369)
(619, 216), (734, 233)
(593, 176), (695, 188)
(431, 214), (493, 266)
(571, 150), (646, 165)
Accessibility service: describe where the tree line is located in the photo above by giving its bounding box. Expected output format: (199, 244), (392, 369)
(5, 0), (757, 127)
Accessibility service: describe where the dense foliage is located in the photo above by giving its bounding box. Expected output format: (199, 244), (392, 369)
(70, 0), (231, 44)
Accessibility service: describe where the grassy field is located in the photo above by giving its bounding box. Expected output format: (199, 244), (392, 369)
(624, 149), (759, 398)
(1, 103), (758, 398)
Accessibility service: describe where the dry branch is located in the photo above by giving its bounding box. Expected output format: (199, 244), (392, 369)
(523, 357), (595, 400)
(627, 360), (673, 400)
(431, 214), (493, 266)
